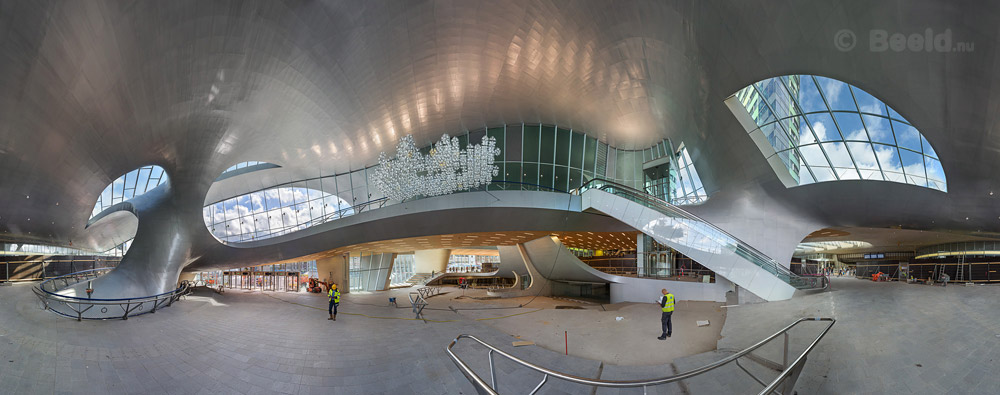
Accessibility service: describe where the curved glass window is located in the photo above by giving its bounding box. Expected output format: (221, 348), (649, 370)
(203, 187), (353, 243)
(221, 161), (276, 175)
(727, 75), (946, 191)
(91, 166), (168, 218)
(2, 239), (132, 257)
(795, 241), (873, 255)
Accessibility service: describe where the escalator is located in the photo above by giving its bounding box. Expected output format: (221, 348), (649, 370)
(577, 179), (826, 301)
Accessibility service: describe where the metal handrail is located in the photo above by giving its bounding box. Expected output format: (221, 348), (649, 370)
(575, 179), (827, 290)
(32, 268), (192, 321)
(587, 266), (719, 280)
(36, 268), (113, 293)
(219, 197), (390, 244)
(448, 317), (835, 395)
(216, 180), (565, 244)
(418, 286), (441, 299)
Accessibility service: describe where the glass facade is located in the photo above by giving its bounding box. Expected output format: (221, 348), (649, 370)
(731, 75), (946, 191)
(2, 239), (132, 257)
(348, 258), (362, 292)
(388, 254), (415, 286)
(346, 253), (395, 292)
(447, 254), (500, 272)
(91, 165), (169, 218)
(203, 186), (354, 243)
(670, 144), (708, 204)
(204, 124), (707, 244)
(794, 241), (873, 255)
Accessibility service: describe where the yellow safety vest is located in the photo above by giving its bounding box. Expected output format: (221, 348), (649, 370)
(329, 289), (340, 303)
(661, 294), (675, 313)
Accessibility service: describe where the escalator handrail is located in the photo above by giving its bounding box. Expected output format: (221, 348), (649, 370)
(575, 178), (818, 287)
(575, 178), (785, 269)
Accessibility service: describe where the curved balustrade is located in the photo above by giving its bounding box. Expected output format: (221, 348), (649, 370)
(32, 268), (192, 321)
(448, 317), (835, 394)
(212, 180), (570, 245)
(575, 179), (828, 290)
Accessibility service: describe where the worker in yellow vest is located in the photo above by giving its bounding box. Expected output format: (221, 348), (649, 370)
(657, 288), (674, 340)
(328, 284), (340, 321)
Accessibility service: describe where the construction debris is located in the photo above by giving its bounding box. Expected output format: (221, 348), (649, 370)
(697, 320), (711, 327)
(512, 341), (535, 347)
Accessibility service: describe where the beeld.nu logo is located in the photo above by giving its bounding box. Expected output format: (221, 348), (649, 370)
(834, 29), (856, 51)
(835, 29), (974, 52)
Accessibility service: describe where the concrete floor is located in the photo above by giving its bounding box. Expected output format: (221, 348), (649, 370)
(0, 282), (720, 394)
(430, 288), (725, 366)
(3, 277), (999, 394)
(715, 276), (1000, 394)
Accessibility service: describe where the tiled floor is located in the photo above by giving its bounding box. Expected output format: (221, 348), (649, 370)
(2, 277), (999, 394)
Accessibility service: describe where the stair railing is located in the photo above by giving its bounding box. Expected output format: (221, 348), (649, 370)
(448, 317), (834, 395)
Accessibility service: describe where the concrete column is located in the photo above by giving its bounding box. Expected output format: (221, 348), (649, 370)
(316, 255), (349, 294)
(487, 243), (552, 298)
(414, 249), (450, 274)
(636, 233), (645, 277)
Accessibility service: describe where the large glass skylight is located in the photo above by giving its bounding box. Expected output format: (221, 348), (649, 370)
(91, 166), (168, 218)
(727, 75), (946, 191)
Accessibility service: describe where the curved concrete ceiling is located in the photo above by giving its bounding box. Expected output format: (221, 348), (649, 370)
(1, 0), (999, 258)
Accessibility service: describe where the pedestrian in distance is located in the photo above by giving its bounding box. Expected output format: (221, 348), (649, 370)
(657, 288), (675, 340)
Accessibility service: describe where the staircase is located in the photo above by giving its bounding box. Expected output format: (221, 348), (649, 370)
(406, 273), (432, 286)
(578, 179), (826, 301)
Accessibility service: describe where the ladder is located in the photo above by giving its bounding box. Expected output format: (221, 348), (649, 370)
(955, 253), (968, 283)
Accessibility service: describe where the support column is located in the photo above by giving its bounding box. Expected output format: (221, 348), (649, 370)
(414, 249), (450, 274)
(178, 272), (196, 284)
(637, 234), (645, 277)
(316, 256), (349, 294)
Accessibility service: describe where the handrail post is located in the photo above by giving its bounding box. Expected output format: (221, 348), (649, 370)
(781, 356), (807, 395)
(529, 374), (548, 395)
(488, 349), (497, 391)
(783, 332), (789, 369)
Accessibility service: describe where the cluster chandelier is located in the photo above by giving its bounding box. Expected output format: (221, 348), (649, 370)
(373, 134), (500, 202)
